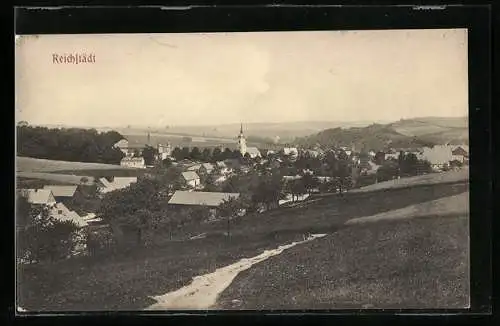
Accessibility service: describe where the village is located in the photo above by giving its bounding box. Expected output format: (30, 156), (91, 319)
(16, 123), (469, 261)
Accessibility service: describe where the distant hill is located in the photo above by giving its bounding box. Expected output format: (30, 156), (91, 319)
(104, 121), (391, 144)
(295, 117), (468, 151)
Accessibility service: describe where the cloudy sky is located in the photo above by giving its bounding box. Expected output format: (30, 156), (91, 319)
(15, 29), (468, 127)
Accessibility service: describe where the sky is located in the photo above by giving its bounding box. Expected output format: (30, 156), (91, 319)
(15, 29), (468, 127)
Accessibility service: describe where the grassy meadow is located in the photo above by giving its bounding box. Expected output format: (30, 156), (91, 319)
(17, 169), (469, 311)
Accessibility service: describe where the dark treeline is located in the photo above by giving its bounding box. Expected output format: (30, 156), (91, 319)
(17, 126), (125, 164)
(171, 146), (244, 162)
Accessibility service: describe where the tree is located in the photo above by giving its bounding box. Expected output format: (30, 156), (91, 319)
(97, 178), (163, 245)
(142, 145), (158, 165)
(218, 197), (244, 238)
(189, 147), (201, 161)
(202, 148), (212, 162)
(16, 125), (125, 164)
(17, 196), (80, 263)
(181, 147), (191, 160)
(212, 147), (222, 162)
(172, 147), (183, 161)
(222, 148), (233, 161)
(302, 173), (319, 195)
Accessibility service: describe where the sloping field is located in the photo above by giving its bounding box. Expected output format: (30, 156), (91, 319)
(346, 192), (468, 225)
(351, 168), (468, 193)
(16, 157), (130, 173)
(216, 193), (470, 310)
(17, 172), (96, 186)
(17, 173), (469, 311)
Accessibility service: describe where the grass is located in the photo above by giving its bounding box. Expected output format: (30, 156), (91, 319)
(16, 157), (132, 173)
(350, 168), (468, 193)
(17, 171), (470, 311)
(16, 172), (95, 186)
(216, 211), (469, 309)
(51, 169), (148, 178)
(17, 232), (303, 311)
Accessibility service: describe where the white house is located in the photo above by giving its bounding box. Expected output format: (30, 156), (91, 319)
(215, 161), (230, 175)
(19, 189), (56, 207)
(42, 185), (78, 201)
(245, 147), (262, 159)
(421, 145), (455, 170)
(200, 163), (215, 174)
(181, 171), (201, 188)
(113, 139), (130, 156)
(120, 157), (146, 169)
(157, 143), (172, 161)
(50, 202), (88, 228)
(186, 164), (202, 172)
(283, 147), (299, 157)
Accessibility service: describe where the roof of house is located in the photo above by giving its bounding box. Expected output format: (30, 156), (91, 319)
(187, 164), (202, 171)
(121, 157), (144, 162)
(43, 185), (78, 197)
(113, 139), (129, 148)
(216, 161), (227, 168)
(202, 163), (214, 170)
(168, 191), (240, 207)
(112, 177), (138, 188)
(19, 189), (56, 205)
(452, 146), (469, 156)
(246, 147), (261, 156)
(182, 171), (200, 181)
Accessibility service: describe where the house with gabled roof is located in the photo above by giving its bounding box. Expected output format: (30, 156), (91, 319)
(181, 171), (201, 188)
(199, 163), (215, 174)
(42, 185), (78, 200)
(97, 177), (138, 194)
(245, 147), (262, 159)
(168, 191), (240, 207)
(19, 189), (56, 206)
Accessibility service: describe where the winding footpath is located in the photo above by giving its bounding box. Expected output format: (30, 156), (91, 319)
(145, 234), (327, 310)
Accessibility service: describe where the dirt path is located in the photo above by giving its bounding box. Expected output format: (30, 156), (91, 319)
(145, 234), (327, 310)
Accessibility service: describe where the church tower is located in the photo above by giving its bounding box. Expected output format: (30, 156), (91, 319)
(237, 123), (247, 156)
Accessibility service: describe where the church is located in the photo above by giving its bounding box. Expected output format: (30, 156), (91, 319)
(237, 124), (261, 159)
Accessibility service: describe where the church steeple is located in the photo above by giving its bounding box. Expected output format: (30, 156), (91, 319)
(237, 123), (247, 156)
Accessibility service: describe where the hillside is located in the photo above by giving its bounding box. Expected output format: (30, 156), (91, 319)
(295, 116), (468, 150)
(18, 170), (468, 310)
(104, 121), (390, 144)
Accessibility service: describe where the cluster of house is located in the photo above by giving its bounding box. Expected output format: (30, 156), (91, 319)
(18, 176), (139, 228)
(18, 186), (100, 228)
(113, 137), (172, 169)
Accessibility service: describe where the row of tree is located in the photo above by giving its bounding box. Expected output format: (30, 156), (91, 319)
(17, 125), (126, 164)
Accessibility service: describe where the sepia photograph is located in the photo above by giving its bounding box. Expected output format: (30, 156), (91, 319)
(15, 29), (470, 312)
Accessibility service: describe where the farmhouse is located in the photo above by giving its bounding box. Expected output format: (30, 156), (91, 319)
(186, 164), (202, 172)
(19, 189), (56, 206)
(50, 202), (88, 228)
(157, 143), (172, 161)
(283, 147), (299, 157)
(97, 177), (138, 194)
(215, 161), (230, 174)
(451, 146), (469, 163)
(120, 157), (146, 169)
(199, 163), (215, 174)
(113, 138), (130, 156)
(246, 147), (262, 159)
(181, 171), (201, 189)
(169, 191), (240, 207)
(42, 185), (78, 202)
